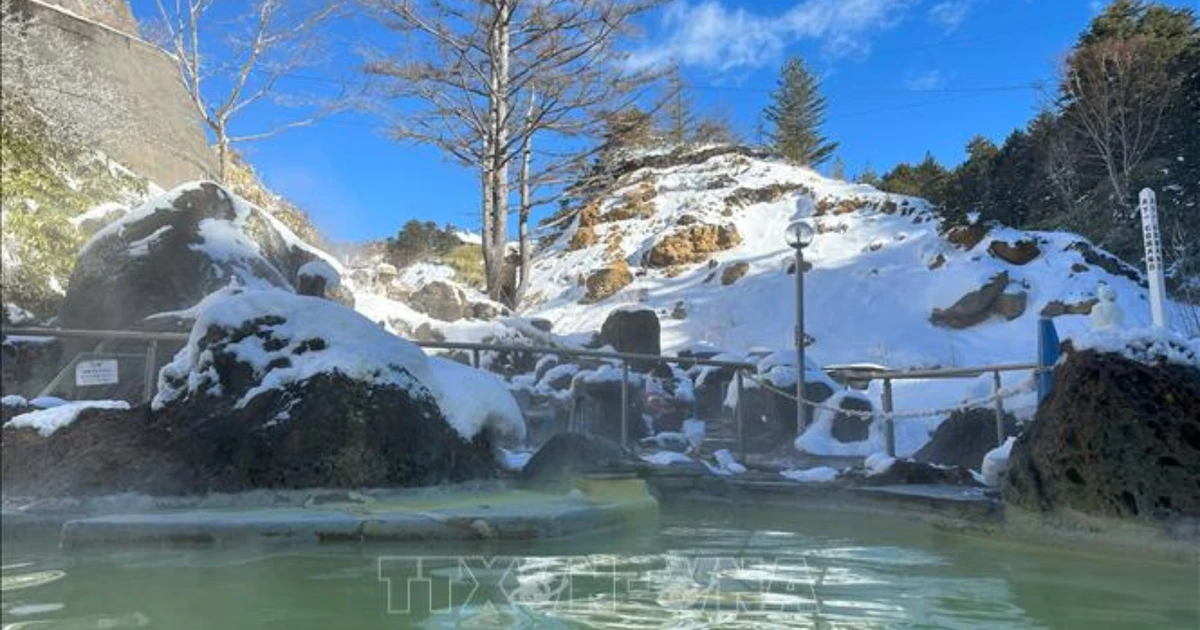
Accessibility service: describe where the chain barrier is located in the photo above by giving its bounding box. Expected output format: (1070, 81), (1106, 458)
(739, 369), (1039, 420)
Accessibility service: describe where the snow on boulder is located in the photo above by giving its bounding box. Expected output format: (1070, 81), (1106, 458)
(794, 390), (880, 456)
(296, 259), (341, 298)
(3, 400), (130, 437)
(148, 288), (499, 490)
(59, 181), (347, 331)
(155, 288), (433, 410)
(427, 356), (526, 445)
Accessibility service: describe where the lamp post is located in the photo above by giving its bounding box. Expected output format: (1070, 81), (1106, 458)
(785, 219), (814, 434)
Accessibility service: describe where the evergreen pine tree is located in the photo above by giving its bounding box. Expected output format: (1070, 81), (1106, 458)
(763, 57), (838, 166)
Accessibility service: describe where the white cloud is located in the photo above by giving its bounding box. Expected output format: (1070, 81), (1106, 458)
(627, 0), (914, 72)
(927, 1), (971, 34)
(903, 70), (944, 91)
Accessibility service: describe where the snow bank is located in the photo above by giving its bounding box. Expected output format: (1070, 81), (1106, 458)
(982, 437), (1016, 487)
(5, 400), (130, 436)
(1067, 326), (1200, 369)
(641, 451), (696, 466)
(780, 466), (840, 483)
(427, 357), (526, 443)
(155, 289), (434, 409)
(712, 449), (746, 474)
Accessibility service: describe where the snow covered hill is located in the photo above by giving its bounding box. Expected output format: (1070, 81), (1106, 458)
(523, 145), (1179, 372)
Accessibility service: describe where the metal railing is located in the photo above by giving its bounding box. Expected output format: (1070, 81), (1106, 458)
(3, 326), (1046, 457)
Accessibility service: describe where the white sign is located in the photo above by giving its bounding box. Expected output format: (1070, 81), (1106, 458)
(1138, 188), (1167, 328)
(75, 359), (119, 387)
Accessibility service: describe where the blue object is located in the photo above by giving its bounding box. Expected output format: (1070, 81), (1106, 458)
(1037, 317), (1060, 405)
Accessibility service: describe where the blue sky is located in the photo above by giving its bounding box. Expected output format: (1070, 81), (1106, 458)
(128, 0), (1188, 244)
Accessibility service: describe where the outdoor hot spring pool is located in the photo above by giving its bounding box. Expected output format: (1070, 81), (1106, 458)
(2, 506), (1197, 629)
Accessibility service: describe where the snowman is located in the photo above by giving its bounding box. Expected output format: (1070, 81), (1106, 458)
(1090, 282), (1124, 330)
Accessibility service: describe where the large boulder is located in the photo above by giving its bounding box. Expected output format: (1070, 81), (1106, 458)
(599, 307), (661, 370)
(58, 182), (345, 331)
(408, 280), (468, 321)
(1004, 345), (1200, 520)
(581, 260), (633, 303)
(914, 408), (1018, 470)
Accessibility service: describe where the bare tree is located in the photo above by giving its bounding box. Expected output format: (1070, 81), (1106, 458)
(1060, 35), (1177, 217)
(151, 0), (346, 182)
(365, 0), (662, 305)
(0, 0), (128, 147)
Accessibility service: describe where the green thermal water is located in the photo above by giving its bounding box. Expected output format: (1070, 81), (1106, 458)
(2, 506), (1197, 629)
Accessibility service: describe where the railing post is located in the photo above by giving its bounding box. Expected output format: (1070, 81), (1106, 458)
(620, 361), (630, 448)
(735, 369), (745, 461)
(882, 378), (895, 457)
(143, 340), (158, 402)
(992, 370), (1005, 447)
(471, 348), (481, 369)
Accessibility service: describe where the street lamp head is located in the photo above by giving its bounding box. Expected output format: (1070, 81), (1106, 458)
(785, 220), (814, 249)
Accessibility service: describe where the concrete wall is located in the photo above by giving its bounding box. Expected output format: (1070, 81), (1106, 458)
(11, 0), (217, 187)
(39, 0), (137, 35)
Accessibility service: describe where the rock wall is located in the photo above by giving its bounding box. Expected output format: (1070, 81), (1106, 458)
(9, 0), (217, 187)
(39, 0), (137, 34)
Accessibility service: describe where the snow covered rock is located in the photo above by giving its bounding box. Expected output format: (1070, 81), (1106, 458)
(1005, 345), (1200, 519)
(59, 181), (347, 331)
(296, 259), (341, 298)
(929, 272), (1013, 329)
(146, 288), (505, 490)
(408, 280), (469, 321)
(913, 407), (1018, 470)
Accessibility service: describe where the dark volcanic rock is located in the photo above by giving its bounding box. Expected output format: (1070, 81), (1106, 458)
(159, 372), (495, 491)
(914, 408), (1018, 470)
(830, 395), (874, 443)
(519, 433), (637, 488)
(2, 406), (197, 496)
(1004, 349), (1200, 519)
(863, 459), (980, 486)
(599, 308), (661, 371)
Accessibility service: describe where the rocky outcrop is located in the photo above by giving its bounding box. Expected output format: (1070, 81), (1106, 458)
(945, 223), (988, 250)
(569, 368), (647, 444)
(1040, 298), (1099, 318)
(914, 408), (1018, 470)
(643, 224), (742, 268)
(1066, 241), (1143, 285)
(930, 272), (1028, 329)
(58, 182), (337, 331)
(987, 239), (1041, 265)
(409, 280), (468, 321)
(723, 183), (805, 210)
(1004, 349), (1200, 520)
(581, 260), (633, 303)
(861, 459), (980, 486)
